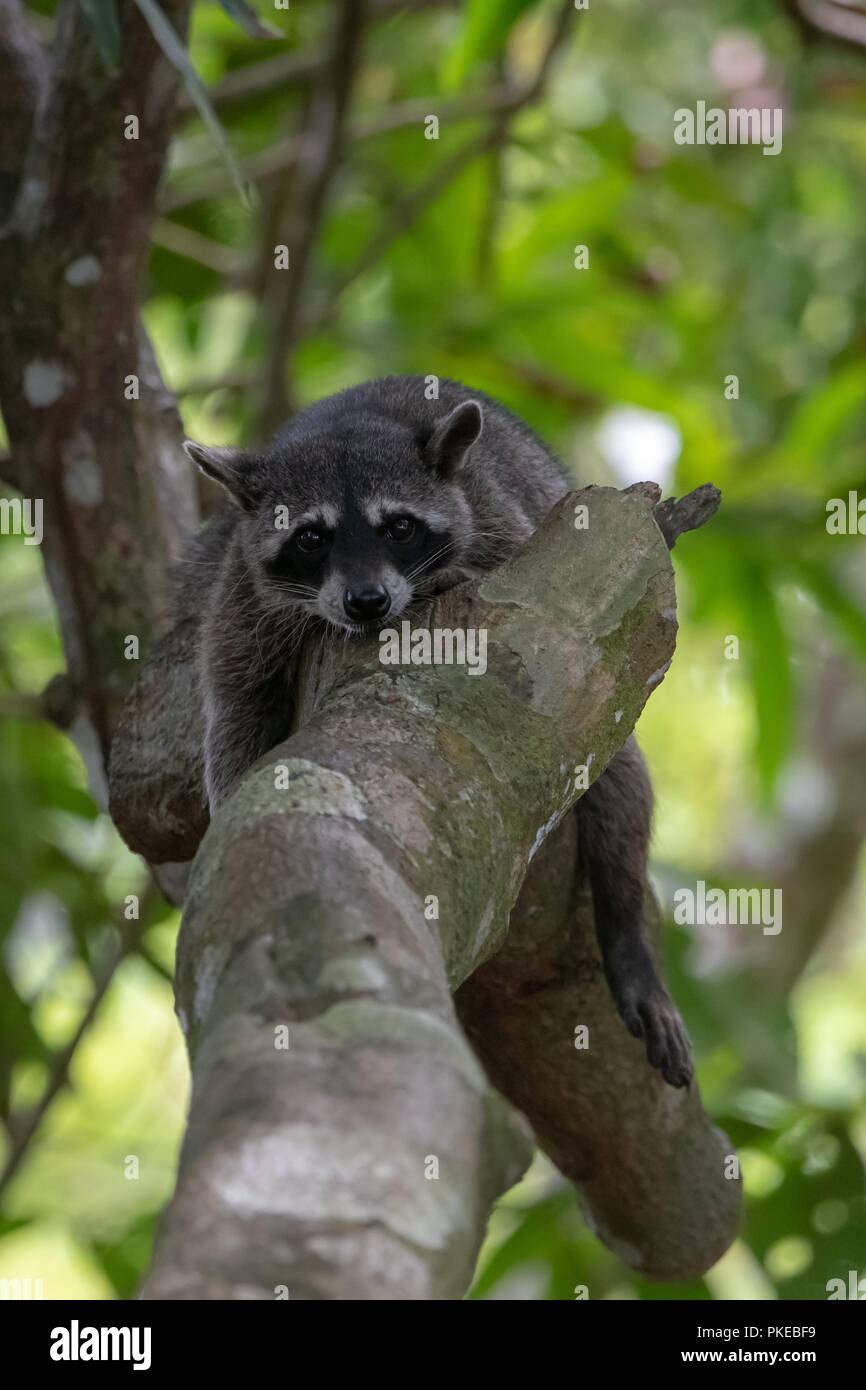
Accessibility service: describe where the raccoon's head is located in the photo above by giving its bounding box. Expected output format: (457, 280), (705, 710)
(184, 400), (482, 632)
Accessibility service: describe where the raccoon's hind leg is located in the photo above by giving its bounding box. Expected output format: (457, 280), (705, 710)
(576, 739), (693, 1088)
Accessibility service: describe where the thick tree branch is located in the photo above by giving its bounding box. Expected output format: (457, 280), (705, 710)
(456, 841), (735, 1279)
(124, 486), (739, 1298)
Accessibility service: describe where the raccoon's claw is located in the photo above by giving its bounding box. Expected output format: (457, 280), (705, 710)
(619, 985), (693, 1089)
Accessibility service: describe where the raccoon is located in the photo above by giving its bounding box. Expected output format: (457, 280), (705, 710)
(179, 375), (692, 1087)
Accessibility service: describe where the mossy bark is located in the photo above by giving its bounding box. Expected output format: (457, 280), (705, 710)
(130, 487), (740, 1299)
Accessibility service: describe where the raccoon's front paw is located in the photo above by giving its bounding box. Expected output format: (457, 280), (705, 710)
(617, 982), (693, 1089)
(427, 565), (476, 595)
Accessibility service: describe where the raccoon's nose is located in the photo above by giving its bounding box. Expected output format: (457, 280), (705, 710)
(343, 584), (390, 620)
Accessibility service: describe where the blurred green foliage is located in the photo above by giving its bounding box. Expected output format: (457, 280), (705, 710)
(1, 0), (865, 1299)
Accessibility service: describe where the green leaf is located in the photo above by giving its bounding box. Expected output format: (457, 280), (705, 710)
(467, 1188), (570, 1299)
(0, 1216), (33, 1239)
(0, 963), (50, 1067)
(722, 1111), (866, 1300)
(78, 0), (122, 74)
(89, 1212), (161, 1299)
(216, 0), (281, 40)
(133, 0), (250, 207)
(442, 0), (541, 90)
(779, 361), (866, 470)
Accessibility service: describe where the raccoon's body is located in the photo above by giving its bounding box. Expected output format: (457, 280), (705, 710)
(178, 375), (692, 1087)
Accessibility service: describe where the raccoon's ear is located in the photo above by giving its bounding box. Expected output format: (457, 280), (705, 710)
(183, 441), (260, 512)
(424, 400), (483, 478)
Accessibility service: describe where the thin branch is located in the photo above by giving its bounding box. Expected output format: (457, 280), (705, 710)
(162, 0), (575, 217)
(161, 135), (303, 213)
(304, 126), (500, 340)
(176, 49), (325, 115)
(161, 82), (523, 214)
(475, 100), (509, 283)
(522, 0), (575, 101)
(302, 0), (576, 339)
(173, 0), (455, 116)
(0, 883), (161, 1202)
(174, 366), (256, 397)
(164, 1), (578, 379)
(162, 0), (576, 216)
(258, 0), (367, 435)
(495, 358), (600, 412)
(150, 217), (247, 275)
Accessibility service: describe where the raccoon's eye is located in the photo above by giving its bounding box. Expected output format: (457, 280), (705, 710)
(385, 516), (416, 543)
(295, 526), (330, 554)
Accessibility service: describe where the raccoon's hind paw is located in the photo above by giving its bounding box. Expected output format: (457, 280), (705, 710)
(618, 983), (694, 1089)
